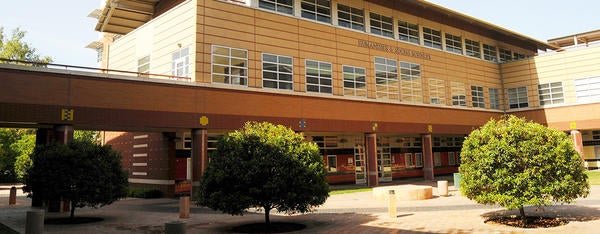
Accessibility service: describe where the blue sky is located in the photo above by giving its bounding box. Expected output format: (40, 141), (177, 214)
(0, 0), (598, 68)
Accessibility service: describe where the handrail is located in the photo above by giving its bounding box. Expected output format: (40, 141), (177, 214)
(0, 58), (192, 81)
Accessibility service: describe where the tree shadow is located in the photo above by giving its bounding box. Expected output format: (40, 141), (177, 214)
(481, 205), (600, 223)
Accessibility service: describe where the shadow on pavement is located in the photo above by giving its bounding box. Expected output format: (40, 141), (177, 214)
(481, 205), (600, 222)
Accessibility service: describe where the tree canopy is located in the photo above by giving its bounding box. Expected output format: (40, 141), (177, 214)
(459, 115), (589, 224)
(196, 122), (330, 224)
(0, 27), (52, 64)
(23, 140), (128, 218)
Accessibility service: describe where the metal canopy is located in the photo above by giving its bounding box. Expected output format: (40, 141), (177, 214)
(93, 0), (159, 35)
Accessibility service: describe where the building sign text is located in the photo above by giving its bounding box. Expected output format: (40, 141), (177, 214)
(358, 40), (432, 60)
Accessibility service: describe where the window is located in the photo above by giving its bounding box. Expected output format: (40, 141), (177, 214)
(451, 82), (466, 106)
(465, 39), (481, 58)
(448, 152), (455, 166)
(327, 155), (337, 172)
(575, 77), (600, 103)
(507, 86), (529, 109)
(306, 60), (332, 94)
(404, 153), (413, 168)
(172, 47), (190, 77)
(343, 65), (367, 97)
(538, 82), (564, 106)
(262, 53), (293, 90)
(138, 55), (150, 77)
(513, 52), (526, 60)
(183, 132), (192, 149)
(483, 44), (497, 62)
(400, 61), (422, 104)
(499, 48), (512, 62)
(259, 0), (293, 15)
(428, 78), (446, 105)
(374, 57), (399, 100)
(301, 0), (331, 23)
(337, 4), (363, 31)
(445, 33), (462, 54)
(415, 153), (423, 167)
(212, 45), (248, 85)
(489, 88), (501, 110)
(423, 27), (442, 49)
(369, 12), (393, 38)
(434, 152), (441, 166)
(471, 85), (485, 108)
(398, 20), (419, 44)
(593, 130), (600, 140)
(96, 47), (103, 62)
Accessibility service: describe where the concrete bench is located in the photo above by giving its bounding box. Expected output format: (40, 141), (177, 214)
(373, 185), (433, 201)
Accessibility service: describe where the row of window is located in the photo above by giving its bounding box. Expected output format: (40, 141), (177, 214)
(255, 0), (527, 63)
(211, 45), (504, 109)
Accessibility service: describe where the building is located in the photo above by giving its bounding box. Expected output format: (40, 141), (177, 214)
(88, 0), (600, 196)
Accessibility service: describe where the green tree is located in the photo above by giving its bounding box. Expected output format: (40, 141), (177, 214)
(0, 27), (52, 65)
(0, 129), (34, 182)
(197, 122), (329, 225)
(459, 115), (589, 225)
(23, 140), (128, 219)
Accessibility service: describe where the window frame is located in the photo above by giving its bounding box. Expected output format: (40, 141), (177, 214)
(138, 55), (150, 77)
(575, 76), (600, 103)
(172, 47), (190, 77)
(483, 44), (498, 62)
(369, 12), (394, 38)
(471, 85), (485, 108)
(428, 78), (446, 105)
(374, 57), (399, 100)
(400, 61), (422, 104)
(258, 0), (294, 15)
(499, 48), (512, 62)
(422, 27), (442, 50)
(342, 65), (367, 97)
(451, 81), (466, 106)
(305, 59), (333, 94)
(327, 155), (337, 172)
(262, 53), (294, 90)
(465, 39), (481, 59)
(301, 0), (331, 23)
(538, 81), (564, 106)
(337, 4), (364, 31)
(489, 88), (501, 110)
(211, 45), (249, 86)
(398, 20), (419, 44)
(445, 33), (462, 54)
(507, 86), (529, 109)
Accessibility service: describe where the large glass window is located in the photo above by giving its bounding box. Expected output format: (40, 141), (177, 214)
(451, 82), (466, 106)
(337, 4), (363, 31)
(301, 0), (331, 23)
(445, 33), (462, 54)
(374, 57), (399, 100)
(575, 77), (600, 103)
(499, 48), (512, 63)
(400, 61), (422, 104)
(513, 52), (526, 60)
(306, 60), (332, 94)
(507, 86), (528, 109)
(327, 155), (337, 172)
(369, 12), (393, 38)
(211, 45), (248, 86)
(489, 88), (501, 110)
(172, 47), (190, 77)
(465, 39), (481, 59)
(343, 65), (367, 97)
(538, 82), (564, 106)
(428, 78), (446, 105)
(398, 20), (419, 44)
(262, 53), (293, 90)
(423, 27), (442, 50)
(259, 0), (293, 15)
(483, 44), (498, 62)
(471, 85), (485, 108)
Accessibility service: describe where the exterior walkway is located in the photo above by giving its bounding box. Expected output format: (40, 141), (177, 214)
(2, 180), (600, 233)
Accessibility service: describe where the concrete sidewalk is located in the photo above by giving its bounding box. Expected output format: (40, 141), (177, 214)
(2, 181), (600, 233)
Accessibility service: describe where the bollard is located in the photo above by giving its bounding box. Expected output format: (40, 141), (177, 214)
(388, 190), (397, 218)
(437, 180), (448, 196)
(179, 196), (190, 219)
(9, 186), (17, 205)
(165, 221), (186, 234)
(26, 209), (44, 234)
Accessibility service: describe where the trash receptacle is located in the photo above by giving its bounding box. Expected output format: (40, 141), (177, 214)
(453, 173), (461, 190)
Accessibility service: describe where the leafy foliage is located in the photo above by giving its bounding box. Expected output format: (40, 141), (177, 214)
(197, 122), (329, 224)
(0, 27), (52, 65)
(0, 129), (35, 182)
(128, 187), (164, 199)
(23, 140), (128, 218)
(459, 115), (589, 222)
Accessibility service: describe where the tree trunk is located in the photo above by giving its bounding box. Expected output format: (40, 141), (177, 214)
(70, 200), (76, 219)
(264, 207), (270, 225)
(519, 206), (526, 227)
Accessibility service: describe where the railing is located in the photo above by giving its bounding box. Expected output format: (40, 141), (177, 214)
(0, 58), (192, 82)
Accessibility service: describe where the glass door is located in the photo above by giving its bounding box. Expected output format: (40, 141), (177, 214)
(377, 137), (392, 182)
(354, 139), (366, 184)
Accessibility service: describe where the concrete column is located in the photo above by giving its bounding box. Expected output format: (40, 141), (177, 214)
(422, 134), (434, 180)
(365, 133), (378, 187)
(191, 129), (208, 189)
(571, 130), (584, 159)
(26, 209), (44, 234)
(164, 132), (177, 182)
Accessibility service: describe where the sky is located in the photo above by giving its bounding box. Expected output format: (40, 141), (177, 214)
(0, 0), (598, 68)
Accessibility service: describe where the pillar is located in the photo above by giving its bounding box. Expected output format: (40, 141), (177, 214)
(365, 133), (378, 187)
(422, 134), (434, 181)
(53, 125), (74, 144)
(191, 129), (208, 193)
(571, 130), (584, 160)
(32, 128), (53, 207)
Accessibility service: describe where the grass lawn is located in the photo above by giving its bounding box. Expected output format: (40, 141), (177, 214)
(587, 171), (600, 185)
(329, 187), (372, 195)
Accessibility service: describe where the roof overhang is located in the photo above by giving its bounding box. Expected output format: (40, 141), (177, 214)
(548, 29), (600, 48)
(92, 0), (159, 35)
(367, 0), (560, 51)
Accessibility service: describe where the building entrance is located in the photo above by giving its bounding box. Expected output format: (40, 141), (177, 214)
(377, 137), (392, 182)
(354, 141), (366, 184)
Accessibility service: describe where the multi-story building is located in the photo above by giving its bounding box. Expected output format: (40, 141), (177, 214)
(88, 0), (600, 196)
